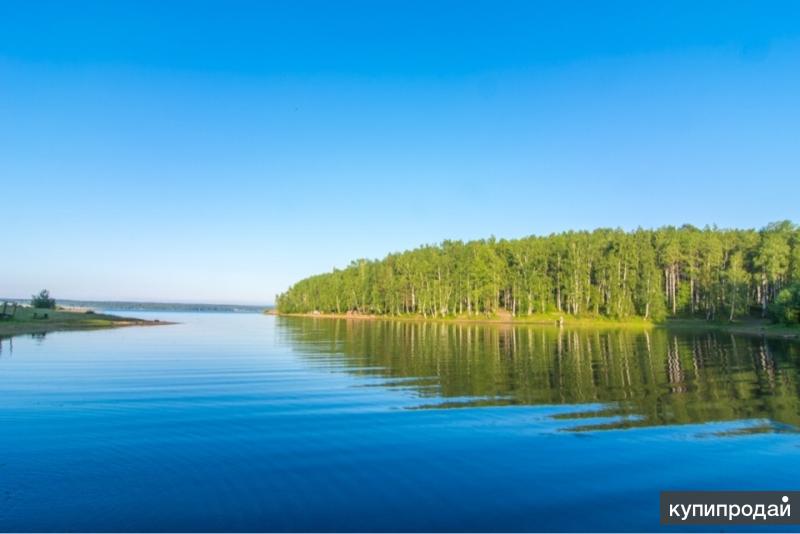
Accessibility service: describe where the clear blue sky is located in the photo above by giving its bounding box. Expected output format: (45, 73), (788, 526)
(2, 1), (799, 305)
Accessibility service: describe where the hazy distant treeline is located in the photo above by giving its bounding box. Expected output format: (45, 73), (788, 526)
(276, 221), (800, 322)
(2, 299), (268, 314)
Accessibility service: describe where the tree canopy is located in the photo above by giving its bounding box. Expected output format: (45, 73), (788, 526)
(276, 222), (800, 323)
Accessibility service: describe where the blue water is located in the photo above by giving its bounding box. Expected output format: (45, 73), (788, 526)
(1, 313), (799, 532)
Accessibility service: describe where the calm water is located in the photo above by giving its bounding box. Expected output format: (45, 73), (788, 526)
(1, 313), (799, 532)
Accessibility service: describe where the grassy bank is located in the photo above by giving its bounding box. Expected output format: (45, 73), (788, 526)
(275, 310), (653, 328)
(0, 306), (171, 338)
(275, 311), (799, 340)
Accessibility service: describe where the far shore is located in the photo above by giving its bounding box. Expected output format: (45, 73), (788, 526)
(272, 311), (800, 341)
(0, 306), (173, 338)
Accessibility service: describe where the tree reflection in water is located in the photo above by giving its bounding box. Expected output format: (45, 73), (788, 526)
(278, 317), (800, 431)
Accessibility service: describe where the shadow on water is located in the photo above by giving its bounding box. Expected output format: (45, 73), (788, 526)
(0, 332), (47, 356)
(277, 317), (800, 432)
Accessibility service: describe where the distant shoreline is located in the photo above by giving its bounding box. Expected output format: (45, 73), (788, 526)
(0, 306), (173, 338)
(0, 298), (269, 314)
(273, 311), (800, 341)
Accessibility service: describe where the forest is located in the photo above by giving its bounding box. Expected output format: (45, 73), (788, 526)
(276, 221), (800, 323)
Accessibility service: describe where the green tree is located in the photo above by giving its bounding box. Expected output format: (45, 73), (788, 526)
(274, 222), (797, 325)
(31, 289), (56, 309)
(770, 283), (800, 325)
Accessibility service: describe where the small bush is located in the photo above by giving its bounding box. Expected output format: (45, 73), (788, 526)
(769, 284), (800, 325)
(31, 289), (56, 309)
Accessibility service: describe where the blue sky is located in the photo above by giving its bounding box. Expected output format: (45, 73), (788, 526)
(2, 1), (799, 304)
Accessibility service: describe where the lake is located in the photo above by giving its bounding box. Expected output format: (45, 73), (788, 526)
(1, 313), (799, 532)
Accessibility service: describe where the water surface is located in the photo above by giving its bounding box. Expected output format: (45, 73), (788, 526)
(1, 313), (799, 531)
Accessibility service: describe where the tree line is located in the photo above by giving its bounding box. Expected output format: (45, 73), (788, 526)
(276, 221), (800, 323)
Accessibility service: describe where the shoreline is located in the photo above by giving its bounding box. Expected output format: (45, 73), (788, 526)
(272, 311), (800, 340)
(0, 307), (174, 338)
(273, 311), (652, 328)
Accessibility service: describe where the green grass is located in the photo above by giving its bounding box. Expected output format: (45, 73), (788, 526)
(0, 306), (169, 337)
(278, 310), (800, 339)
(278, 310), (655, 328)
